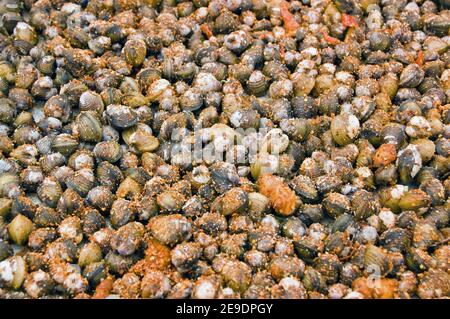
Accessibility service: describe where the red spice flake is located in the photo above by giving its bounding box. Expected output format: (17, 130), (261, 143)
(416, 50), (424, 67)
(321, 31), (341, 45)
(200, 24), (213, 39)
(280, 0), (300, 36)
(342, 14), (359, 28)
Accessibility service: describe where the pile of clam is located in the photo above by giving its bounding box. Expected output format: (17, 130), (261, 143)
(0, 0), (449, 299)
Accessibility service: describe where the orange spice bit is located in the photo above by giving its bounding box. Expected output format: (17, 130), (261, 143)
(200, 24), (213, 39)
(342, 13), (359, 28)
(280, 0), (300, 36)
(258, 173), (297, 217)
(92, 276), (114, 299)
(416, 50), (424, 67)
(321, 30), (341, 45)
(373, 143), (397, 167)
(372, 278), (399, 299)
(131, 238), (172, 273)
(352, 277), (399, 299)
(352, 277), (372, 298)
(279, 42), (286, 59)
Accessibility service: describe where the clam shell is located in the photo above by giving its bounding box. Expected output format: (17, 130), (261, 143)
(77, 111), (103, 143)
